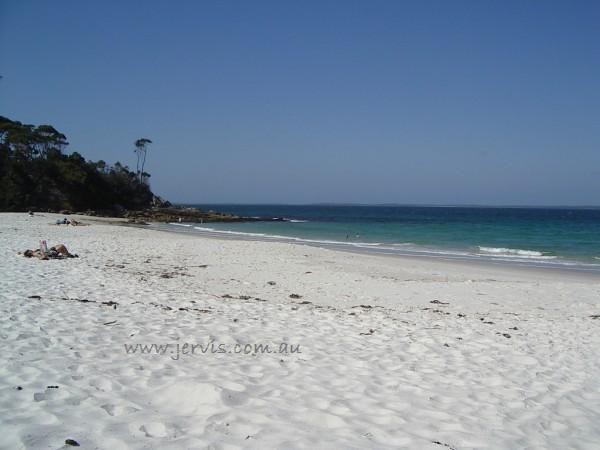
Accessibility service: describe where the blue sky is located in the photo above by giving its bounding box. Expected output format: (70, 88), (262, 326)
(1, 1), (599, 205)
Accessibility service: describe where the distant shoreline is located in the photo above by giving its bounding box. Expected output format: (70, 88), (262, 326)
(179, 202), (600, 210)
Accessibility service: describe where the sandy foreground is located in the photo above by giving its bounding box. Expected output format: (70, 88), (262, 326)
(1, 213), (599, 449)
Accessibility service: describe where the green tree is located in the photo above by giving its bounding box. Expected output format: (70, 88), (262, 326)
(134, 138), (152, 183)
(0, 116), (155, 212)
(34, 125), (68, 158)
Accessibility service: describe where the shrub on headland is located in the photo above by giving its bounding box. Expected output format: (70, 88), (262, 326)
(0, 116), (154, 213)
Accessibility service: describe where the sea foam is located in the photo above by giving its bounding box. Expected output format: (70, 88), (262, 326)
(478, 246), (555, 259)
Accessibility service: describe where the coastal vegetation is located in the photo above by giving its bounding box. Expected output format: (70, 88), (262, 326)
(134, 138), (152, 184)
(0, 115), (257, 223)
(0, 115), (154, 213)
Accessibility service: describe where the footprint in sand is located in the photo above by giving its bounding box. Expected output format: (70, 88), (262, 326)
(140, 422), (168, 438)
(101, 403), (140, 417)
(220, 388), (250, 406)
(89, 377), (115, 392)
(148, 381), (223, 416)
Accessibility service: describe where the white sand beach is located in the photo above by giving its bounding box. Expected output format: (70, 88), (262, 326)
(1, 212), (599, 449)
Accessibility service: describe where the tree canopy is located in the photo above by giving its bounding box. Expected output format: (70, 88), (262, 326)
(134, 138), (152, 183)
(0, 116), (154, 212)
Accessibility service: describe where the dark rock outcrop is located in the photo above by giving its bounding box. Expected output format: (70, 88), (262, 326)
(124, 207), (268, 224)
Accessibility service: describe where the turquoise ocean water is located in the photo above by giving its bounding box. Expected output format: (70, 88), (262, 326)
(166, 205), (600, 270)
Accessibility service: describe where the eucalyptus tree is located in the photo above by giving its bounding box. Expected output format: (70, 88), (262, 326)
(35, 125), (68, 158)
(134, 138), (152, 183)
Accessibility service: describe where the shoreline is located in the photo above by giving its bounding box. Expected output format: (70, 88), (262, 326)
(149, 221), (600, 282)
(27, 210), (600, 278)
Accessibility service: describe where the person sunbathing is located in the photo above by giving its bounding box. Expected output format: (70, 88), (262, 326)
(23, 244), (78, 260)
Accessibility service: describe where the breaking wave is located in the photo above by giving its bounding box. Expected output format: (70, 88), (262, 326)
(478, 246), (556, 259)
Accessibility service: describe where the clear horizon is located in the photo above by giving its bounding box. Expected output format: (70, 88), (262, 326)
(184, 202), (600, 209)
(1, 1), (599, 206)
